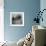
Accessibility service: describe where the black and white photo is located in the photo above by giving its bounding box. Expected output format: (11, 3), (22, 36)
(10, 12), (24, 26)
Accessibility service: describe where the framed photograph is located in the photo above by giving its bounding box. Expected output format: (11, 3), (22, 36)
(10, 12), (24, 26)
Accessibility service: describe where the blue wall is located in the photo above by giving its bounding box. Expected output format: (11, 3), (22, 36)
(4, 0), (40, 42)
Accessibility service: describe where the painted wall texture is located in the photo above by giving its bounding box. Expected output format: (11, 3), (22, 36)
(4, 0), (40, 42)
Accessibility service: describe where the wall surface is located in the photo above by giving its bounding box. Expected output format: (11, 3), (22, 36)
(4, 0), (40, 42)
(40, 0), (46, 27)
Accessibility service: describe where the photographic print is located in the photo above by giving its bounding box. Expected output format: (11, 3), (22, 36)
(10, 12), (24, 26)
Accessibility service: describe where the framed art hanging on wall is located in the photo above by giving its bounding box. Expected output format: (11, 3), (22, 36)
(10, 12), (24, 26)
